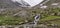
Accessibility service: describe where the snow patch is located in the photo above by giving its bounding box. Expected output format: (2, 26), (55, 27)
(11, 0), (44, 7)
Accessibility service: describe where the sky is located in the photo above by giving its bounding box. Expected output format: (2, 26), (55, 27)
(11, 0), (44, 7)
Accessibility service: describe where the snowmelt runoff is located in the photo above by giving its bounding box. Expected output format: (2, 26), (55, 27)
(11, 0), (44, 7)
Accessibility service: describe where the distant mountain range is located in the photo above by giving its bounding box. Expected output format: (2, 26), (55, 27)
(0, 0), (60, 9)
(0, 0), (44, 8)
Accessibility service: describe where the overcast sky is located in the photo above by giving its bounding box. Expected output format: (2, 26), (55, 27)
(12, 0), (44, 7)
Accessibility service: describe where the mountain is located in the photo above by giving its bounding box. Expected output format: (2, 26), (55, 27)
(0, 0), (60, 10)
(0, 0), (20, 8)
(33, 0), (60, 9)
(0, 0), (44, 8)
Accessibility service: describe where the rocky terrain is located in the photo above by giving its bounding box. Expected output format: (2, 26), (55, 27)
(0, 0), (60, 28)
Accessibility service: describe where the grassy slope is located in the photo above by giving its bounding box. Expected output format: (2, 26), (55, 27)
(39, 16), (60, 25)
(0, 15), (25, 25)
(0, 15), (60, 25)
(40, 16), (60, 21)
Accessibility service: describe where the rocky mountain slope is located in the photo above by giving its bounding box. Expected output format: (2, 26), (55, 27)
(0, 0), (60, 27)
(0, 0), (21, 8)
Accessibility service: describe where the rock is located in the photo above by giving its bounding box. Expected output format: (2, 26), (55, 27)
(40, 5), (48, 9)
(51, 3), (59, 6)
(57, 12), (60, 16)
(50, 13), (55, 16)
(14, 10), (25, 16)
